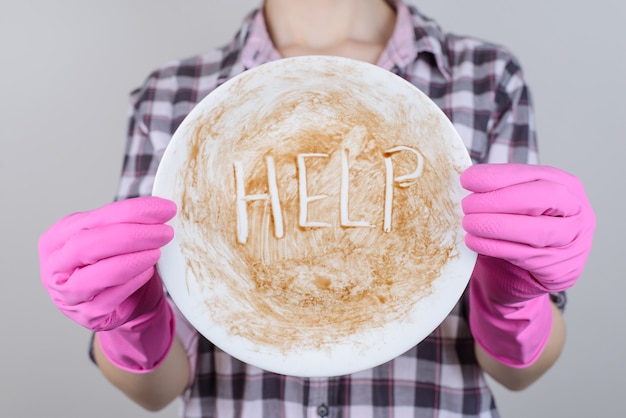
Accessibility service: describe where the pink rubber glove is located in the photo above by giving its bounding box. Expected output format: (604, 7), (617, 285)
(39, 196), (177, 373)
(461, 164), (595, 367)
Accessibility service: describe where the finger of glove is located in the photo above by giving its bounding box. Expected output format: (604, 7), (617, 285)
(39, 196), (176, 253)
(47, 249), (162, 306)
(44, 222), (174, 275)
(462, 180), (581, 217)
(461, 163), (581, 194)
(465, 233), (549, 266)
(57, 268), (157, 331)
(465, 235), (582, 291)
(463, 213), (580, 248)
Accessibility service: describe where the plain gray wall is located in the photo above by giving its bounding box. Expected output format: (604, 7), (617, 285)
(1, 1), (624, 417)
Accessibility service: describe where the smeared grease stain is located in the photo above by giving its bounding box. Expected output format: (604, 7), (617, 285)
(175, 62), (463, 352)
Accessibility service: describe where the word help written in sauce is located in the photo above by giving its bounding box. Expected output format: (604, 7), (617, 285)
(233, 145), (423, 244)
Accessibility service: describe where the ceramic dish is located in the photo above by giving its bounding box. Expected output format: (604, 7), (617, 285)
(153, 55), (476, 377)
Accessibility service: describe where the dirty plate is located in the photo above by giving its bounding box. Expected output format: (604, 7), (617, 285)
(153, 55), (476, 377)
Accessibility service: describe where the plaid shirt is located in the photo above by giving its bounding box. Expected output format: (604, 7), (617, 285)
(115, 1), (563, 417)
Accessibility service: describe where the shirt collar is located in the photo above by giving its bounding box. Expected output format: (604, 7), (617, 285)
(240, 0), (450, 80)
(240, 9), (281, 70)
(380, 0), (451, 80)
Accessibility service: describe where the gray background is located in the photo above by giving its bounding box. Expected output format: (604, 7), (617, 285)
(1, 1), (624, 417)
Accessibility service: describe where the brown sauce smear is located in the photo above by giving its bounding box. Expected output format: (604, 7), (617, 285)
(177, 65), (461, 352)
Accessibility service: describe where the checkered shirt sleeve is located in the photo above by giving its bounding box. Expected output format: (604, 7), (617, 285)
(114, 19), (253, 201)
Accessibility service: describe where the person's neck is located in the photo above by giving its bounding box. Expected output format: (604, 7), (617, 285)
(263, 0), (396, 64)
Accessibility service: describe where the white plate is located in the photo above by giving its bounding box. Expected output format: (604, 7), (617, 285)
(153, 55), (476, 377)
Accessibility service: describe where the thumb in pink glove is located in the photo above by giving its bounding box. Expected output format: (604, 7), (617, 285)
(39, 196), (177, 373)
(461, 164), (595, 367)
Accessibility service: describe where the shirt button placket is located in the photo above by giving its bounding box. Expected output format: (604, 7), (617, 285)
(307, 377), (330, 418)
(317, 403), (329, 417)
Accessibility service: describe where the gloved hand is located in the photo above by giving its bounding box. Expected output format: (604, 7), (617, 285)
(39, 196), (177, 373)
(461, 164), (595, 367)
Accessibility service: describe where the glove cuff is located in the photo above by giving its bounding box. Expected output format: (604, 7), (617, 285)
(469, 258), (554, 368)
(96, 294), (175, 374)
